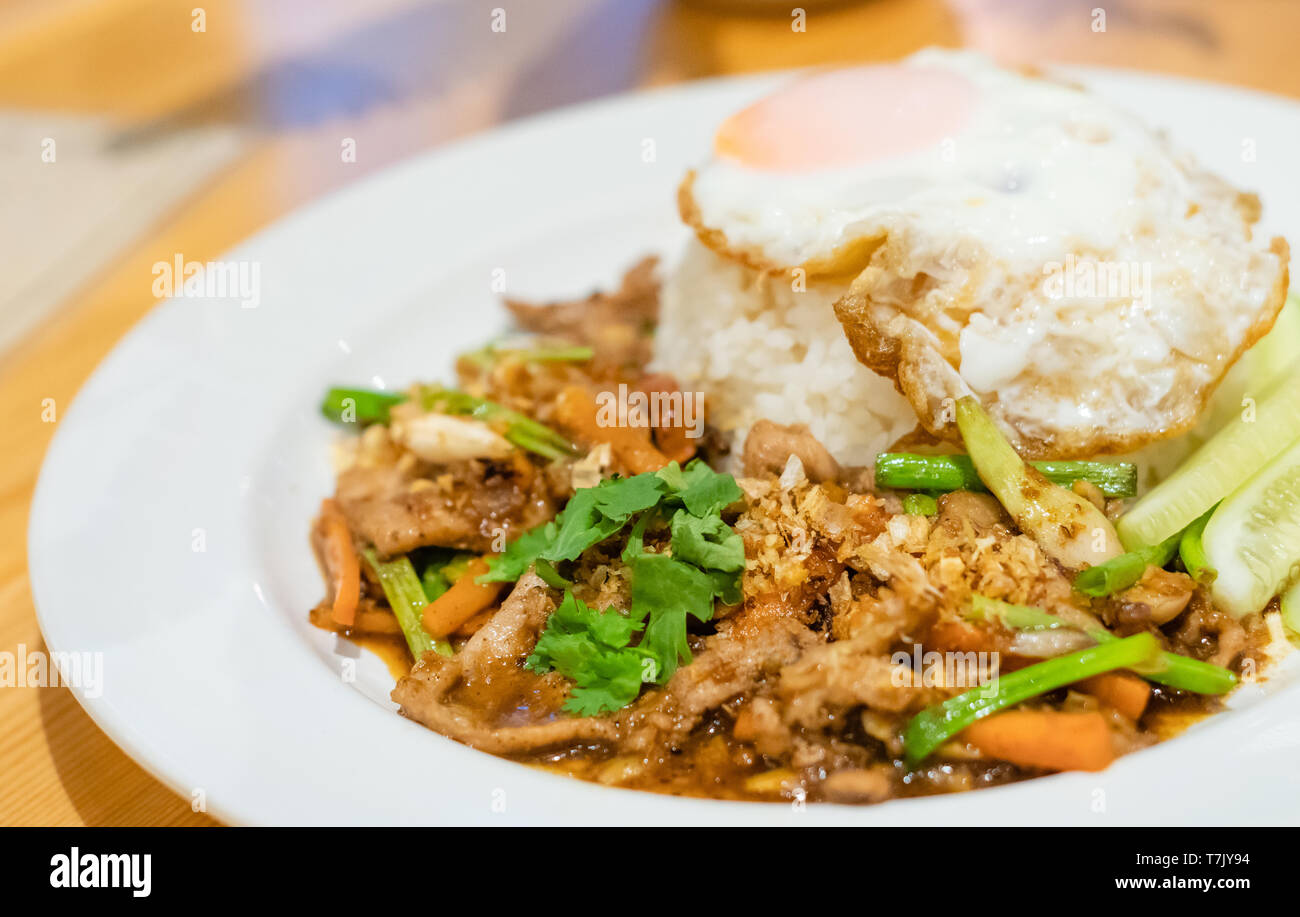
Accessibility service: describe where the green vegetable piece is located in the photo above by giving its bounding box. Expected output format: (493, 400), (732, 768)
(658, 459), (744, 517)
(1073, 528), (1181, 598)
(628, 553), (720, 683)
(875, 453), (1137, 498)
(903, 493), (938, 516)
(962, 594), (1237, 695)
(903, 633), (1160, 766)
(955, 396), (1123, 569)
(321, 387), (406, 425)
(360, 548), (451, 659)
(525, 592), (646, 715)
(1178, 505), (1219, 586)
(965, 594), (1063, 631)
(669, 510), (745, 573)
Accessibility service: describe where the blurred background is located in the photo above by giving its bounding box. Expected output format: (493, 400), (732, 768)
(1, 0), (1296, 825)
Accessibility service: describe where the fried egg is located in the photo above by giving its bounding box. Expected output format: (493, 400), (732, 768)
(678, 49), (1289, 458)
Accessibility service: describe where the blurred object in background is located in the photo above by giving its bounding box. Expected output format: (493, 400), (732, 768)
(1, 0), (1297, 356)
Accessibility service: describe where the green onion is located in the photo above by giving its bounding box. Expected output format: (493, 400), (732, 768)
(321, 387), (406, 425)
(361, 548), (451, 659)
(421, 386), (580, 460)
(875, 453), (1137, 498)
(1178, 505), (1219, 585)
(533, 558), (570, 589)
(962, 594), (1237, 695)
(903, 493), (938, 516)
(463, 343), (595, 368)
(420, 566), (450, 603)
(1073, 528), (1182, 597)
(1088, 627), (1236, 695)
(321, 383), (580, 461)
(903, 633), (1160, 766)
(965, 593), (1063, 631)
(955, 396), (1124, 569)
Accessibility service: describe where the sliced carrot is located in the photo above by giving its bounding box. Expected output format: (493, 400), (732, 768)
(454, 606), (498, 637)
(320, 499), (360, 627)
(961, 710), (1116, 772)
(926, 620), (1002, 654)
(1076, 671), (1150, 721)
(633, 373), (698, 465)
(554, 384), (668, 474)
(422, 557), (506, 638)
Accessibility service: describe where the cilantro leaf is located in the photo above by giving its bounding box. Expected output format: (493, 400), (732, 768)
(628, 553), (719, 682)
(482, 521), (556, 582)
(541, 488), (623, 562)
(525, 593), (648, 715)
(659, 459), (743, 518)
(566, 651), (646, 715)
(494, 458), (748, 715)
(669, 509), (745, 573)
(591, 473), (665, 518)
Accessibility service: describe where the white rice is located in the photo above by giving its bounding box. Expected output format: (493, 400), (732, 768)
(651, 239), (918, 467)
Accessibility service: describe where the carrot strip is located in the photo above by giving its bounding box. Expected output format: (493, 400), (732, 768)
(422, 557), (506, 638)
(1076, 671), (1150, 720)
(454, 606), (498, 637)
(554, 385), (668, 474)
(926, 620), (1002, 654)
(961, 710), (1115, 772)
(320, 499), (360, 627)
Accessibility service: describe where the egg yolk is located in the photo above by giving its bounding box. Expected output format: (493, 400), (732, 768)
(714, 64), (977, 172)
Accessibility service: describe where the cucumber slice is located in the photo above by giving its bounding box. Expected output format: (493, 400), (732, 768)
(1117, 371), (1300, 549)
(1282, 580), (1300, 640)
(1202, 435), (1300, 617)
(1245, 293), (1300, 391)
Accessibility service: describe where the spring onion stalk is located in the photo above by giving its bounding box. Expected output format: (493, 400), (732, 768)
(903, 493), (938, 516)
(462, 343), (595, 368)
(420, 566), (450, 603)
(421, 386), (580, 460)
(962, 594), (1237, 695)
(1073, 528), (1183, 597)
(1178, 505), (1219, 585)
(321, 387), (406, 425)
(361, 548), (452, 658)
(903, 633), (1161, 766)
(412, 548), (474, 602)
(955, 396), (1124, 569)
(965, 593), (1064, 631)
(875, 453), (1137, 498)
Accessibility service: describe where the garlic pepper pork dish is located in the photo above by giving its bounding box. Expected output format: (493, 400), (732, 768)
(308, 52), (1299, 805)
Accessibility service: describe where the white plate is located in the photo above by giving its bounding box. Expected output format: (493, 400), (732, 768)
(30, 66), (1300, 826)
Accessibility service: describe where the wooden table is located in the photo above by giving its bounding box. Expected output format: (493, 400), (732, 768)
(1, 0), (1295, 826)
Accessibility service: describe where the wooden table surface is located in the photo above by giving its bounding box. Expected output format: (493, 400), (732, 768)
(2, 0), (1296, 826)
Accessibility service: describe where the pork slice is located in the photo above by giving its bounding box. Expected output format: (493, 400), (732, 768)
(619, 612), (818, 755)
(335, 461), (551, 556)
(742, 420), (841, 483)
(391, 574), (622, 753)
(392, 658), (618, 754)
(505, 257), (660, 368)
